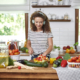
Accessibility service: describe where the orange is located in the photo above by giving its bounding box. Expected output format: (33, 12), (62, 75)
(66, 49), (70, 53)
(70, 49), (75, 54)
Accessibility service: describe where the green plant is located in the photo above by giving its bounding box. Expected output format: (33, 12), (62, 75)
(53, 45), (60, 50)
(73, 42), (79, 46)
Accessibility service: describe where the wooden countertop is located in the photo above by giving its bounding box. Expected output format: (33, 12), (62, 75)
(0, 64), (58, 80)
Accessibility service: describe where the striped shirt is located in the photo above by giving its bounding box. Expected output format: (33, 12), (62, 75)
(28, 30), (53, 55)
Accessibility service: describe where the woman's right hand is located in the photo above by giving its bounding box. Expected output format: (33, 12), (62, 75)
(28, 47), (33, 55)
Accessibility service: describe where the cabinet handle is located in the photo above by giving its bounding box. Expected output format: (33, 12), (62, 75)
(76, 17), (78, 20)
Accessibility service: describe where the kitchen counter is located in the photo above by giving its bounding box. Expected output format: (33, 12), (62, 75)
(0, 64), (59, 80)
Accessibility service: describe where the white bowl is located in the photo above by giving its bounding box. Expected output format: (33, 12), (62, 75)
(10, 55), (20, 60)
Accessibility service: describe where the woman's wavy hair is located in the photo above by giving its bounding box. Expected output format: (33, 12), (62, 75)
(30, 11), (51, 33)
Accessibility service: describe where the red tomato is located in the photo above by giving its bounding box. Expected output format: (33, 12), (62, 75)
(18, 66), (21, 69)
(15, 49), (19, 52)
(68, 59), (72, 62)
(75, 56), (78, 59)
(76, 59), (80, 63)
(71, 57), (76, 61)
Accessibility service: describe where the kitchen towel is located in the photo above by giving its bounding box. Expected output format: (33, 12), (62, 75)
(52, 66), (80, 80)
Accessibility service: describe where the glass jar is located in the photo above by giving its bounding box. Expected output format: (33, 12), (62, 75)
(0, 43), (9, 68)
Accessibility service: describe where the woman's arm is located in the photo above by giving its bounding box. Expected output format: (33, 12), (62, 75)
(27, 40), (33, 55)
(42, 37), (53, 56)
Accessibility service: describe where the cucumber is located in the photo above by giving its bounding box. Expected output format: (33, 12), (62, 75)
(24, 60), (43, 67)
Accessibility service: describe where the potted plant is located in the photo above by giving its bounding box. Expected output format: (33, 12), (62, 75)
(74, 42), (80, 52)
(53, 45), (60, 51)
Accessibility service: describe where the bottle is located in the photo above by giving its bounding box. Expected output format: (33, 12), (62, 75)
(24, 39), (27, 48)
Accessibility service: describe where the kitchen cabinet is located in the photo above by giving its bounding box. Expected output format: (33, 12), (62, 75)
(0, 64), (58, 80)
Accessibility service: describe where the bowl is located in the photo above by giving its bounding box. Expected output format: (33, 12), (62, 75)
(10, 55), (20, 60)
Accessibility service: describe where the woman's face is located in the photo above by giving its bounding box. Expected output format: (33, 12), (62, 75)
(34, 17), (44, 30)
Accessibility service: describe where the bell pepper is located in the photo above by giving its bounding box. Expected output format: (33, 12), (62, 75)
(50, 58), (56, 64)
(56, 56), (63, 60)
(61, 60), (67, 67)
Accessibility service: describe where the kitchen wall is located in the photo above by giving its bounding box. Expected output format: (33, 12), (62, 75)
(28, 0), (75, 51)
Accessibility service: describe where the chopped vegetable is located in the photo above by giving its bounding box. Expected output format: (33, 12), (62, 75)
(63, 53), (71, 60)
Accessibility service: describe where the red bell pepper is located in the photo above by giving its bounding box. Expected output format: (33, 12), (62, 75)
(61, 60), (67, 67)
(56, 56), (63, 60)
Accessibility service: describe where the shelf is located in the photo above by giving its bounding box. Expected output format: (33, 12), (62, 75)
(32, 5), (71, 8)
(49, 19), (71, 22)
(59, 51), (80, 56)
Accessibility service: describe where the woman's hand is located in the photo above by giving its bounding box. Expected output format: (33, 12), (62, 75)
(28, 47), (33, 55)
(42, 52), (47, 56)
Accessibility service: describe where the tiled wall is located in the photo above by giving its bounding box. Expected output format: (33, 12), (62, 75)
(29, 0), (75, 51)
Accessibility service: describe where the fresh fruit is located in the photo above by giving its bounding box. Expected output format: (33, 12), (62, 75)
(71, 57), (76, 61)
(70, 49), (75, 54)
(63, 46), (67, 50)
(66, 46), (70, 49)
(76, 59), (80, 63)
(18, 66), (21, 69)
(68, 59), (72, 62)
(70, 47), (73, 50)
(25, 49), (29, 53)
(34, 55), (49, 63)
(66, 49), (70, 53)
(9, 49), (20, 55)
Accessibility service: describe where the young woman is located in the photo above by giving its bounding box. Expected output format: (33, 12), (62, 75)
(27, 11), (53, 60)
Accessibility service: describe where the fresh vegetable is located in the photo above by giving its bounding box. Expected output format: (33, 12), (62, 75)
(14, 62), (35, 70)
(20, 47), (28, 52)
(24, 60), (43, 67)
(18, 66), (21, 69)
(57, 58), (63, 63)
(63, 53), (71, 60)
(43, 62), (48, 68)
(50, 58), (56, 64)
(17, 60), (25, 64)
(53, 64), (57, 68)
(56, 56), (63, 60)
(53, 60), (60, 67)
(8, 57), (14, 66)
(24, 60), (48, 67)
(61, 60), (67, 67)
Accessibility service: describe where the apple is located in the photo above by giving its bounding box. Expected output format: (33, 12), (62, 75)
(25, 49), (29, 53)
(70, 47), (73, 50)
(66, 46), (70, 49)
(63, 46), (67, 50)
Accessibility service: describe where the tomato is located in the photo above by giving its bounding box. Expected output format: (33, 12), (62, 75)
(75, 56), (78, 59)
(9, 53), (13, 55)
(18, 66), (21, 69)
(76, 59), (80, 63)
(71, 57), (76, 61)
(14, 52), (19, 55)
(15, 49), (19, 52)
(68, 59), (72, 62)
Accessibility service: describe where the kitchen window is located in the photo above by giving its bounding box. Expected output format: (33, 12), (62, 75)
(0, 0), (29, 42)
(0, 13), (25, 42)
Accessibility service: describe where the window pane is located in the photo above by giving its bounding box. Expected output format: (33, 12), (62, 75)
(0, 13), (25, 42)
